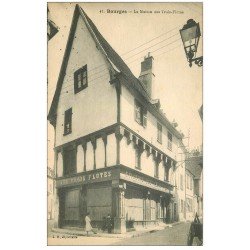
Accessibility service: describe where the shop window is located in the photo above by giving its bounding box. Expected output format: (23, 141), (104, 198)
(63, 146), (76, 176)
(157, 123), (162, 144)
(64, 108), (72, 135)
(74, 65), (88, 94)
(167, 131), (172, 150)
(134, 99), (147, 127)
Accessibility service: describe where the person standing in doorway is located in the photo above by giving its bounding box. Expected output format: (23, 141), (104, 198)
(106, 214), (113, 234)
(85, 212), (96, 236)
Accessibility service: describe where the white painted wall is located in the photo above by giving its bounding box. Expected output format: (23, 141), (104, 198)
(76, 145), (84, 173)
(96, 138), (105, 169)
(120, 137), (134, 168)
(120, 84), (178, 160)
(141, 151), (154, 177)
(55, 15), (117, 148)
(57, 152), (63, 177)
(106, 133), (116, 166)
(120, 136), (170, 181)
(86, 141), (94, 171)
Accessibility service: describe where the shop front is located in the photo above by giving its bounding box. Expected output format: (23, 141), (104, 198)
(54, 165), (174, 233)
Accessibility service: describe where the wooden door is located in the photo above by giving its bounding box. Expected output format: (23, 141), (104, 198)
(63, 189), (80, 226)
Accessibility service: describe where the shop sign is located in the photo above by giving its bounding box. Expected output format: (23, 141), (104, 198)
(56, 170), (113, 187)
(120, 170), (171, 193)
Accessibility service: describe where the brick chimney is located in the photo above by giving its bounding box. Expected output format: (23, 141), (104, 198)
(139, 52), (155, 98)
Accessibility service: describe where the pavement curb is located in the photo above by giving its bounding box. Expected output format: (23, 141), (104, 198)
(51, 222), (184, 239)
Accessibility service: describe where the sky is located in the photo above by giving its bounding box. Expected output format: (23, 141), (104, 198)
(47, 2), (203, 168)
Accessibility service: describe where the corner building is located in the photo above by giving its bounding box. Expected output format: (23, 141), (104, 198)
(48, 5), (186, 233)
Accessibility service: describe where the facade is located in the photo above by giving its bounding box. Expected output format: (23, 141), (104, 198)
(48, 5), (187, 233)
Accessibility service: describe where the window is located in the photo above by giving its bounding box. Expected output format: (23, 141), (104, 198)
(157, 123), (162, 144)
(74, 65), (88, 93)
(135, 100), (147, 127)
(135, 147), (141, 170)
(63, 146), (76, 176)
(180, 174), (183, 190)
(190, 177), (193, 190)
(64, 108), (72, 135)
(164, 165), (169, 182)
(167, 132), (172, 150)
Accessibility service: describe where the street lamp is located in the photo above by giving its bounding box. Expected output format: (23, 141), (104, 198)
(180, 19), (203, 67)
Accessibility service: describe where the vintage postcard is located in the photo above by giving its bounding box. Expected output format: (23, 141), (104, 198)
(47, 2), (203, 246)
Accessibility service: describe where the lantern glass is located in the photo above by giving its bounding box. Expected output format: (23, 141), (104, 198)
(180, 19), (201, 58)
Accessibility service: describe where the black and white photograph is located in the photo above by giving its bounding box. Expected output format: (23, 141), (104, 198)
(47, 2), (203, 246)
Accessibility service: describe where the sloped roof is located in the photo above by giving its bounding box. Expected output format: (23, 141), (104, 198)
(185, 155), (203, 179)
(48, 4), (182, 139)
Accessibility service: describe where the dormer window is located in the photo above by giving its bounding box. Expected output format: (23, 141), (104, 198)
(134, 99), (147, 127)
(74, 65), (88, 94)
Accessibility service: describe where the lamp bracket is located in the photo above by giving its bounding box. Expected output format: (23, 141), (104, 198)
(189, 56), (203, 67)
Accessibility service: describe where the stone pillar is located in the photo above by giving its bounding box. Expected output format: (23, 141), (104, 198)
(115, 126), (124, 165)
(113, 182), (126, 234)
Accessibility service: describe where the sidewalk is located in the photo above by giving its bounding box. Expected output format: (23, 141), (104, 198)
(51, 221), (183, 239)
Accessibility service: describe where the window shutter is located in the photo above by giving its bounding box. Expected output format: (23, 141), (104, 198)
(143, 109), (147, 127)
(74, 72), (78, 93)
(69, 109), (72, 132)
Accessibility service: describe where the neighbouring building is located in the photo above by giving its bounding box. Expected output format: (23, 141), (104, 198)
(186, 150), (203, 218)
(48, 5), (188, 233)
(185, 168), (195, 221)
(47, 167), (55, 227)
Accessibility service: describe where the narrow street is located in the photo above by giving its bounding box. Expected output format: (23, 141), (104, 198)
(48, 222), (193, 246)
(112, 222), (191, 246)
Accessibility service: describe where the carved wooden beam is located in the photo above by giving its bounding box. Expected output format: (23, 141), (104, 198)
(81, 140), (87, 151)
(90, 136), (96, 150)
(115, 126), (124, 141)
(101, 132), (107, 145)
(125, 130), (133, 145)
